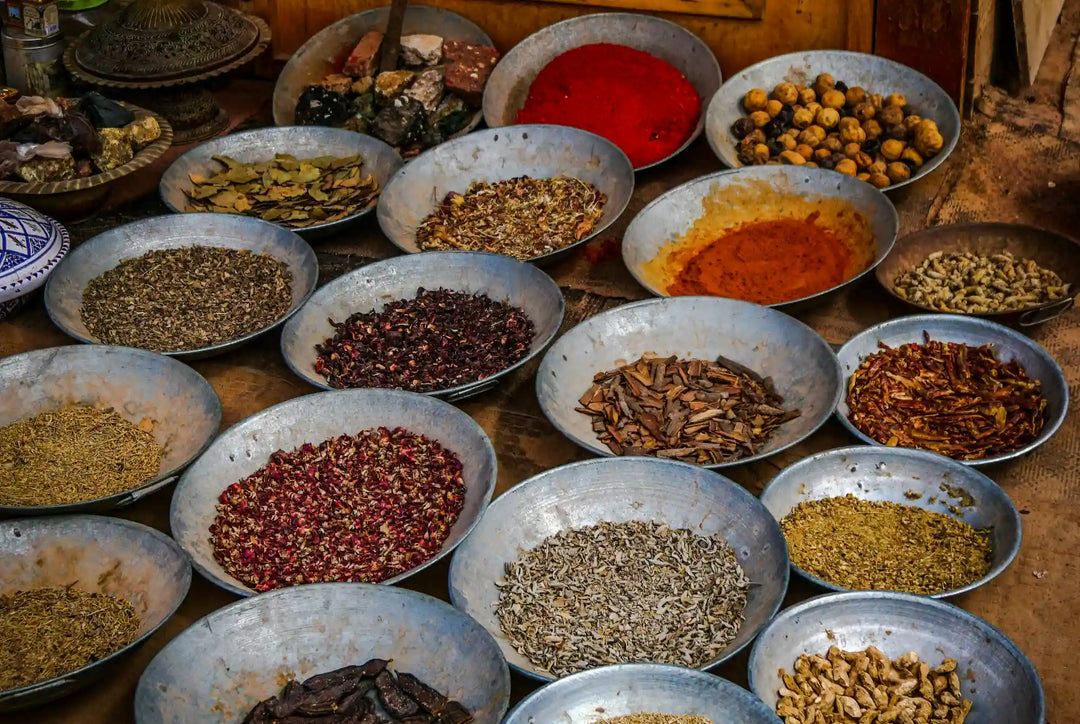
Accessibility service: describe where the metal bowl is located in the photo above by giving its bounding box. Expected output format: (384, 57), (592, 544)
(503, 663), (780, 724)
(536, 296), (843, 469)
(170, 388), (497, 597)
(875, 223), (1080, 326)
(760, 446), (1022, 598)
(280, 251), (565, 401)
(622, 166), (899, 307)
(376, 124), (634, 265)
(0, 345), (221, 516)
(448, 457), (790, 681)
(0, 515), (192, 712)
(43, 213), (319, 360)
(159, 126), (403, 240)
(134, 583), (510, 724)
(272, 4), (491, 135)
(705, 51), (961, 192)
(748, 591), (1045, 723)
(482, 13), (722, 171)
(835, 314), (1069, 466)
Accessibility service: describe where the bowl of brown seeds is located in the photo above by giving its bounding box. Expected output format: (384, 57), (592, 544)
(43, 213), (319, 360)
(0, 515), (191, 711)
(760, 446), (1021, 599)
(874, 222), (1079, 326)
(449, 457), (790, 682)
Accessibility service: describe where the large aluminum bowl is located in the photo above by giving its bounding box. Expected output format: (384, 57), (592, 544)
(376, 124), (634, 265)
(760, 446), (1022, 598)
(622, 165), (899, 307)
(134, 583), (510, 724)
(43, 213), (318, 360)
(0, 345), (221, 516)
(836, 314), (1069, 466)
(503, 664), (779, 724)
(159, 126), (403, 240)
(449, 457), (790, 681)
(482, 13), (722, 171)
(280, 251), (565, 401)
(705, 50), (961, 191)
(0, 515), (192, 712)
(748, 592), (1045, 723)
(170, 388), (497, 597)
(272, 5), (492, 134)
(536, 296), (843, 469)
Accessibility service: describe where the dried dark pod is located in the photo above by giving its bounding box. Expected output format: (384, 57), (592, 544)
(731, 117), (755, 138)
(269, 681), (305, 718)
(833, 80), (849, 94)
(438, 701), (474, 724)
(337, 687), (375, 716)
(737, 147), (757, 165)
(241, 698), (276, 724)
(376, 671), (420, 718)
(297, 679), (361, 716)
(396, 673), (449, 715)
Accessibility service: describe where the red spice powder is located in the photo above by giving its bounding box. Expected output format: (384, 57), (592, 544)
(667, 213), (856, 304)
(515, 43), (700, 168)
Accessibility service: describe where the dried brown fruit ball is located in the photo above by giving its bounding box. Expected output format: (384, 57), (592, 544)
(887, 162), (911, 183)
(902, 114), (922, 132)
(792, 108), (815, 129)
(857, 171), (872, 182)
(747, 129), (767, 145)
(838, 116), (861, 131)
(869, 173), (891, 188)
(738, 147), (757, 165)
(753, 143), (771, 162)
(839, 124), (867, 145)
(750, 110), (771, 128)
(744, 88), (769, 112)
(799, 87), (817, 105)
(879, 105), (904, 127)
(782, 135), (798, 151)
(822, 135), (843, 153)
(913, 119), (944, 157)
(780, 150), (807, 165)
(834, 159), (858, 176)
(813, 73), (835, 96)
(853, 151), (873, 169)
(886, 93), (907, 108)
(901, 147), (924, 167)
(844, 142), (862, 158)
(797, 130), (821, 148)
(814, 147), (833, 162)
(765, 99), (784, 118)
(731, 117), (756, 138)
(773, 82), (799, 105)
(853, 103), (876, 122)
(864, 119), (883, 140)
(846, 86), (867, 106)
(870, 93), (884, 110)
(821, 89), (846, 109)
(805, 102), (823, 118)
(881, 139), (905, 161)
(868, 160), (887, 175)
(886, 125), (909, 141)
(815, 107), (840, 130)
(796, 143), (815, 160)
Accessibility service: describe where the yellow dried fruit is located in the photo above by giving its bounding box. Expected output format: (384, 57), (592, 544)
(799, 87), (817, 105)
(863, 119), (883, 140)
(879, 105), (904, 127)
(835, 159), (858, 176)
(808, 125), (827, 141)
(886, 162), (911, 183)
(750, 110), (771, 128)
(853, 102), (876, 122)
(814, 147), (833, 162)
(856, 171), (871, 182)
(868, 160), (887, 176)
(797, 130), (821, 149)
(886, 92), (907, 107)
(869, 172), (891, 189)
(846, 86), (867, 106)
(901, 147), (924, 167)
(772, 82), (799, 105)
(821, 89), (846, 109)
(844, 142), (862, 158)
(902, 114), (923, 132)
(766, 99), (784, 118)
(839, 124), (867, 144)
(813, 73), (835, 96)
(781, 134), (798, 151)
(780, 150), (807, 165)
(913, 119), (944, 157)
(796, 143), (815, 160)
(822, 135), (843, 153)
(815, 107), (840, 129)
(744, 88), (769, 111)
(792, 108), (815, 129)
(881, 139), (905, 161)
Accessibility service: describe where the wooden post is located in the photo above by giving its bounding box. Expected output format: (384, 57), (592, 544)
(380, 0), (409, 73)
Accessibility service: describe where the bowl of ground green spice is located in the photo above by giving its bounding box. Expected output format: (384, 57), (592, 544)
(43, 213), (318, 359)
(759, 445), (1022, 598)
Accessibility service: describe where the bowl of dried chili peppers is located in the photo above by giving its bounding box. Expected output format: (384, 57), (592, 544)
(836, 315), (1068, 466)
(377, 124), (634, 265)
(483, 13), (721, 170)
(169, 388), (497, 597)
(134, 583), (510, 724)
(280, 251), (565, 401)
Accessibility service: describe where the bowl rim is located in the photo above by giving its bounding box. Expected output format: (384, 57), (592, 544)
(375, 123), (635, 265)
(534, 295), (845, 469)
(0, 344), (223, 516)
(621, 165), (900, 305)
(0, 105), (174, 196)
(157, 125), (403, 236)
(872, 222), (1080, 324)
(0, 514), (193, 705)
(42, 212), (320, 359)
(502, 662), (781, 722)
(704, 49), (962, 193)
(448, 456), (792, 682)
(759, 445), (1023, 599)
(834, 313), (1070, 466)
(481, 11), (722, 172)
(746, 589), (1047, 723)
(170, 387), (499, 598)
(279, 250), (567, 398)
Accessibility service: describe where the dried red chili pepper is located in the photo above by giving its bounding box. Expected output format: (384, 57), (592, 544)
(209, 427), (465, 592)
(846, 335), (1047, 459)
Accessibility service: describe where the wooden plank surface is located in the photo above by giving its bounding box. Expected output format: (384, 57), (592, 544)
(1013, 0), (1067, 84)
(528, 0), (765, 20)
(875, 0), (973, 106)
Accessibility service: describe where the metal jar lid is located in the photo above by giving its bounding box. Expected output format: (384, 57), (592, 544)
(2, 27), (64, 50)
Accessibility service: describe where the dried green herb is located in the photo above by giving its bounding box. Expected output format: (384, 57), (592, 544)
(0, 405), (163, 507)
(81, 246), (293, 352)
(0, 586), (140, 690)
(780, 494), (992, 594)
(415, 175), (607, 260)
(183, 154), (380, 228)
(601, 717), (714, 724)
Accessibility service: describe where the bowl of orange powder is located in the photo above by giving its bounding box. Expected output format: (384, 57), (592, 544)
(622, 165), (899, 308)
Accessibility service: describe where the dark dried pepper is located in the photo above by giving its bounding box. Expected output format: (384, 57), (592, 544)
(396, 672), (447, 714)
(376, 670), (420, 718)
(270, 680), (306, 717)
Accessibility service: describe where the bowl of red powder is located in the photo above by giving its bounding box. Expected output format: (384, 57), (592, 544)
(482, 13), (722, 171)
(623, 165), (899, 308)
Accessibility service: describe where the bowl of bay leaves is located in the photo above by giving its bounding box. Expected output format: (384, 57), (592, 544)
(159, 126), (404, 239)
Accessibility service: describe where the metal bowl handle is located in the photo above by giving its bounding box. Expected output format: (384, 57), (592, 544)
(443, 378), (500, 403)
(117, 476), (179, 508)
(1019, 296), (1075, 327)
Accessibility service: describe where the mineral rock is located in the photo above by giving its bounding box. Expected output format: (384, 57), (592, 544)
(403, 67), (445, 112)
(90, 127), (134, 172)
(400, 34), (443, 66)
(374, 70), (415, 102)
(371, 96), (424, 147)
(343, 31), (384, 77)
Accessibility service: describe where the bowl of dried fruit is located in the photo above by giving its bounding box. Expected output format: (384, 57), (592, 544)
(134, 583), (510, 724)
(0, 515), (191, 712)
(760, 446), (1022, 599)
(170, 388), (497, 598)
(280, 251), (565, 401)
(705, 51), (960, 191)
(449, 457), (790, 682)
(875, 223), (1079, 327)
(748, 591), (1045, 724)
(159, 126), (403, 240)
(535, 296), (842, 469)
(836, 314), (1068, 466)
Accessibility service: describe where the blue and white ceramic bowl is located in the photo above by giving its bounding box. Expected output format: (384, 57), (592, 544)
(0, 198), (70, 320)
